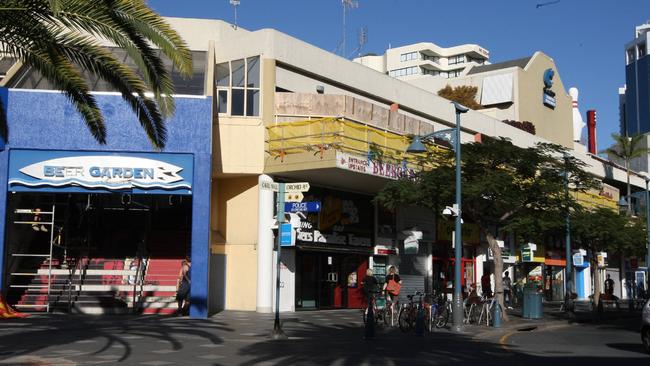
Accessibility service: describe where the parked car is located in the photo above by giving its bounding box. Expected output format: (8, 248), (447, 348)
(641, 300), (650, 353)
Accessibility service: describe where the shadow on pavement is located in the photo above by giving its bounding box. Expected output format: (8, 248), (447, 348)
(0, 314), (233, 363)
(235, 315), (650, 366)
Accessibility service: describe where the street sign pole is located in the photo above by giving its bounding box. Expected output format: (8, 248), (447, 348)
(272, 183), (287, 340)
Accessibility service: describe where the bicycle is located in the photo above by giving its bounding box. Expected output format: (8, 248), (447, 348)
(434, 293), (451, 328)
(398, 291), (430, 333)
(363, 291), (387, 325)
(383, 293), (399, 327)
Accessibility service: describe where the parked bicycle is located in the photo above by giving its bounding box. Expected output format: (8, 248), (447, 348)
(434, 293), (451, 328)
(398, 291), (431, 332)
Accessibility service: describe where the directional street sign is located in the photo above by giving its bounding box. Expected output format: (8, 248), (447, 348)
(284, 182), (310, 192)
(260, 181), (279, 191)
(285, 192), (304, 202)
(285, 201), (322, 213)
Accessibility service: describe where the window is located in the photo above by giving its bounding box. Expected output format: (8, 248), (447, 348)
(639, 43), (647, 58)
(448, 54), (465, 65)
(422, 54), (439, 63)
(388, 66), (420, 77)
(448, 69), (462, 78)
(400, 52), (418, 62)
(215, 56), (261, 116)
(627, 48), (636, 64)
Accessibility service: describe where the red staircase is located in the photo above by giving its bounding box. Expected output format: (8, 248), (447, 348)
(139, 259), (183, 315)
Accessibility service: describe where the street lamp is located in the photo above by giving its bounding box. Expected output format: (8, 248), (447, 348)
(406, 101), (468, 332)
(563, 154), (573, 311)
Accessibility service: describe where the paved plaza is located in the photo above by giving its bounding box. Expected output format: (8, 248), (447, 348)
(0, 308), (648, 365)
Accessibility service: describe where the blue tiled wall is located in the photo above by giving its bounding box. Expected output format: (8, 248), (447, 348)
(0, 89), (212, 318)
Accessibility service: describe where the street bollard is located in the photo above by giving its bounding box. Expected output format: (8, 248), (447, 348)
(492, 302), (502, 328)
(415, 306), (425, 336)
(364, 304), (375, 339)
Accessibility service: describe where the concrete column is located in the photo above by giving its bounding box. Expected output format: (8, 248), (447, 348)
(257, 174), (274, 313)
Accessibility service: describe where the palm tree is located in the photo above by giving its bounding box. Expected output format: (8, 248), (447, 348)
(603, 133), (650, 215)
(0, 0), (192, 149)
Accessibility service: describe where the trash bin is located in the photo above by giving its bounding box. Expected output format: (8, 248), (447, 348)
(523, 289), (543, 319)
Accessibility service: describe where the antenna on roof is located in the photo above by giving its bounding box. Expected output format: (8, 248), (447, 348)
(230, 0), (240, 29)
(349, 26), (367, 59)
(340, 0), (359, 57)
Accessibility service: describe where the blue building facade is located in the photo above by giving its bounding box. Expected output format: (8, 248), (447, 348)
(623, 23), (650, 136)
(0, 88), (212, 318)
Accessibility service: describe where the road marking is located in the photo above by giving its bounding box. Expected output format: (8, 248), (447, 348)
(499, 331), (516, 352)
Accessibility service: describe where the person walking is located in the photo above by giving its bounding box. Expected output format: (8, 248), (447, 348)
(503, 271), (513, 309)
(176, 257), (191, 316)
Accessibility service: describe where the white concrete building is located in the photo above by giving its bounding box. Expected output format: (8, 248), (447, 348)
(353, 42), (489, 81)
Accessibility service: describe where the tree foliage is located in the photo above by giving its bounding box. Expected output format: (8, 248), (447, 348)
(0, 0), (193, 149)
(602, 133), (650, 215)
(376, 137), (600, 320)
(437, 85), (482, 110)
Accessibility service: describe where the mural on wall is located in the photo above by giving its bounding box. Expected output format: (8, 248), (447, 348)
(295, 187), (373, 248)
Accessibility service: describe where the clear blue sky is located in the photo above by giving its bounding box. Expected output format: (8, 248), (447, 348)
(150, 0), (650, 151)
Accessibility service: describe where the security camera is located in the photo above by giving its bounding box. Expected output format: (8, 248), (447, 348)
(442, 207), (454, 217)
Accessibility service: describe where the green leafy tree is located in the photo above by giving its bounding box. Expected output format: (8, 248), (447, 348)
(437, 85), (482, 110)
(572, 207), (647, 306)
(603, 133), (650, 215)
(376, 137), (599, 321)
(0, 0), (192, 149)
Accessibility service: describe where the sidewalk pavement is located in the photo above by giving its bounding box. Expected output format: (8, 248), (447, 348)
(470, 301), (643, 340)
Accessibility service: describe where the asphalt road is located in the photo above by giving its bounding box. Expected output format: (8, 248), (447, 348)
(0, 310), (648, 365)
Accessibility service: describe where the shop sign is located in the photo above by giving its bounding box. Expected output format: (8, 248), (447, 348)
(374, 245), (399, 256)
(572, 253), (584, 267)
(522, 249), (533, 262)
(542, 68), (556, 109)
(9, 150), (193, 192)
(336, 151), (415, 180)
(597, 252), (608, 268)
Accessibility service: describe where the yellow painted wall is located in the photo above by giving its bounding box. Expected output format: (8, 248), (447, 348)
(210, 176), (260, 311)
(517, 53), (574, 148)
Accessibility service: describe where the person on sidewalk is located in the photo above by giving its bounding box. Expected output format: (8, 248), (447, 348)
(382, 266), (402, 302)
(503, 271), (513, 309)
(604, 274), (615, 300)
(481, 270), (492, 298)
(176, 257), (191, 316)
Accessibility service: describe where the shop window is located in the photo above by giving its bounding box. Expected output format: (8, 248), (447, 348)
(215, 56), (261, 117)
